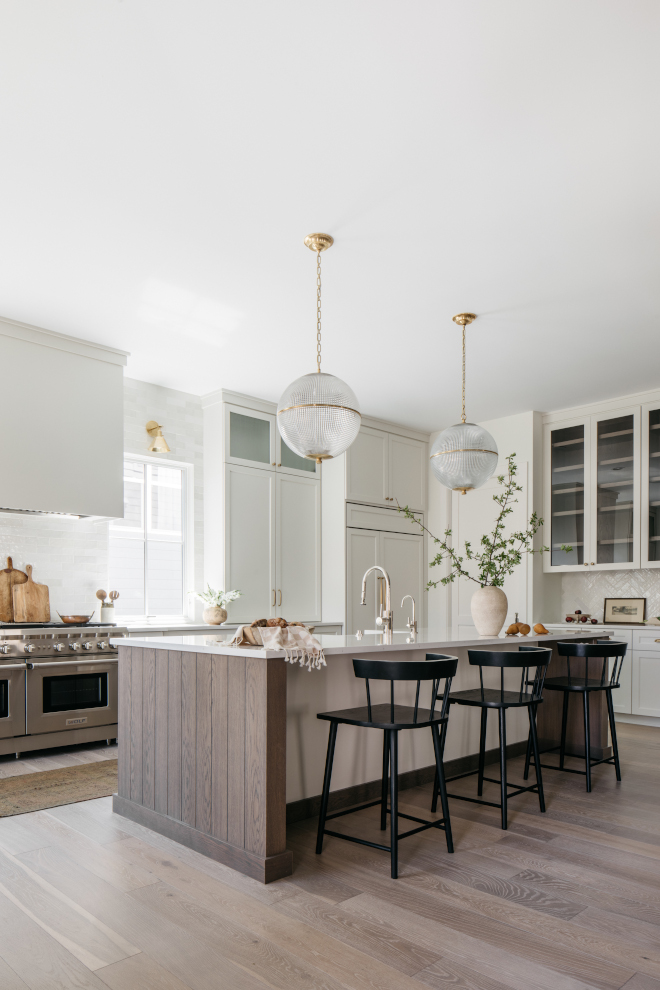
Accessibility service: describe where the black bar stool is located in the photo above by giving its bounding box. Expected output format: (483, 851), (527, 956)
(433, 646), (552, 830)
(316, 653), (458, 879)
(524, 639), (626, 792)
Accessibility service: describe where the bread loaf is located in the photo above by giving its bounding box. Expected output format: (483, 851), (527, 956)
(267, 617), (288, 627)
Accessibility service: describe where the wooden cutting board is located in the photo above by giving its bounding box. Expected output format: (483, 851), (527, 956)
(13, 565), (50, 623)
(0, 557), (28, 623)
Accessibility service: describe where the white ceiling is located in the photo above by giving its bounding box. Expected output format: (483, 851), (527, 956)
(1, 1), (659, 432)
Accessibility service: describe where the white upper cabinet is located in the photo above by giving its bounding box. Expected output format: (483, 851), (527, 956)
(276, 473), (321, 620)
(346, 427), (389, 505)
(544, 405), (640, 571)
(346, 426), (426, 511)
(224, 402), (318, 477)
(641, 400), (660, 568)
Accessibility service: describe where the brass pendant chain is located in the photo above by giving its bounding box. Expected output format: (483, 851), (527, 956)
(461, 324), (467, 423)
(316, 251), (322, 373)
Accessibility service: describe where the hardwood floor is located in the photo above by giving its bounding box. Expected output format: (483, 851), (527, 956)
(0, 722), (656, 988)
(0, 741), (118, 779)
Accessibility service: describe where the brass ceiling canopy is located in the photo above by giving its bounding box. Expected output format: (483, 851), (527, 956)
(452, 312), (477, 326)
(303, 233), (334, 253)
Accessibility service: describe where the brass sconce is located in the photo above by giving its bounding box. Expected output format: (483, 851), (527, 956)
(146, 421), (171, 453)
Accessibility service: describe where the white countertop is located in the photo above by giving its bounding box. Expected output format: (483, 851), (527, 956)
(113, 628), (599, 659)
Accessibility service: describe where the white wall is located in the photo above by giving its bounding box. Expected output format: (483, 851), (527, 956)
(0, 377), (204, 620)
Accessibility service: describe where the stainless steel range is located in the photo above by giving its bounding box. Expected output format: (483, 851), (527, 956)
(0, 622), (127, 757)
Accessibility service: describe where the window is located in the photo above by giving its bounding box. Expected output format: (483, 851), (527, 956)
(109, 457), (190, 617)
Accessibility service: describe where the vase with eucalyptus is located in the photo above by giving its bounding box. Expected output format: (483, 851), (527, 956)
(399, 454), (557, 637)
(192, 586), (242, 625)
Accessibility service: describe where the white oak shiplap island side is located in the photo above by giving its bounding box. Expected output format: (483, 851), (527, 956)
(111, 629), (606, 883)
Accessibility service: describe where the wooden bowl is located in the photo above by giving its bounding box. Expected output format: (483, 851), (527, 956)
(57, 613), (94, 625)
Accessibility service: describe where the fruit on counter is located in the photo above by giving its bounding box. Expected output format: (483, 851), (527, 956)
(575, 610), (582, 615)
(505, 623), (520, 635)
(533, 623), (548, 634)
(579, 615), (588, 623)
(591, 618), (598, 624)
(565, 615), (575, 622)
(518, 623), (531, 636)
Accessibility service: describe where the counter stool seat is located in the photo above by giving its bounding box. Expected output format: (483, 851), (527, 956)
(316, 654), (458, 879)
(447, 688), (541, 709)
(433, 646), (552, 830)
(318, 704), (448, 730)
(524, 640), (626, 792)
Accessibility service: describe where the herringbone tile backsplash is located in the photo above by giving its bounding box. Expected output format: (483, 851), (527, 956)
(562, 571), (660, 622)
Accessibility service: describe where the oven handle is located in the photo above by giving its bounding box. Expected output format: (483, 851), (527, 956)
(0, 663), (29, 670)
(26, 658), (118, 669)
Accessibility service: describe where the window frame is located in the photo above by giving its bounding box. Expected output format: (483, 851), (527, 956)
(109, 453), (195, 620)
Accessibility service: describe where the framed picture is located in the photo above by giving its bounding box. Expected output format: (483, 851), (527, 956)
(603, 597), (646, 624)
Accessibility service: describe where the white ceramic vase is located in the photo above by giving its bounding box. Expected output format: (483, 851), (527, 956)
(203, 606), (227, 625)
(470, 585), (508, 637)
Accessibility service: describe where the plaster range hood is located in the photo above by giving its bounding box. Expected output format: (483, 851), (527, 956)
(0, 317), (128, 519)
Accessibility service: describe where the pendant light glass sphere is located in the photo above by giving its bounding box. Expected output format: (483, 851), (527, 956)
(430, 422), (498, 494)
(278, 372), (361, 462)
(277, 232), (361, 463)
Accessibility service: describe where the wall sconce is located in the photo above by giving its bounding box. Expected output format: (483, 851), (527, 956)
(146, 421), (171, 453)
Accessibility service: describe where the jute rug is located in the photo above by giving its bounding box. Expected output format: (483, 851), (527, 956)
(0, 759), (118, 817)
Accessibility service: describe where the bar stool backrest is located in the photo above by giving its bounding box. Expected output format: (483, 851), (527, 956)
(557, 640), (627, 688)
(467, 647), (552, 705)
(352, 654), (458, 724)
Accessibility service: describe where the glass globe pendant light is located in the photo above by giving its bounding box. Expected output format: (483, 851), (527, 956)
(430, 313), (498, 494)
(277, 233), (361, 463)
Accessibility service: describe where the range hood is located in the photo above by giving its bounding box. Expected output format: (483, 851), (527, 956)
(0, 317), (128, 518)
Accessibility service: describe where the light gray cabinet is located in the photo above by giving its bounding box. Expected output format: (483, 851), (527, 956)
(346, 426), (426, 512)
(346, 525), (423, 634)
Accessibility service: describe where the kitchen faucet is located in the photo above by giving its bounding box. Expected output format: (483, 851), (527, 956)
(360, 565), (393, 632)
(401, 595), (417, 634)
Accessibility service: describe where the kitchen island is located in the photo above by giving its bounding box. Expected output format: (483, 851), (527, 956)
(112, 629), (608, 883)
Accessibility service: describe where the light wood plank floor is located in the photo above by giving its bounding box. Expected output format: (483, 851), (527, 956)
(0, 722), (656, 989)
(0, 741), (118, 779)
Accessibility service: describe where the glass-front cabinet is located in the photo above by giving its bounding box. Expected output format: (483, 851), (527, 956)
(642, 402), (660, 567)
(224, 404), (318, 476)
(544, 407), (640, 572)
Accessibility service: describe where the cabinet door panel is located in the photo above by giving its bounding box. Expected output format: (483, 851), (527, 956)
(544, 418), (591, 572)
(641, 401), (660, 567)
(389, 435), (425, 511)
(632, 652), (660, 717)
(379, 531), (424, 632)
(346, 528), (379, 634)
(346, 427), (388, 505)
(225, 465), (275, 622)
(610, 654), (632, 714)
(225, 405), (276, 469)
(589, 407), (640, 570)
(276, 475), (320, 620)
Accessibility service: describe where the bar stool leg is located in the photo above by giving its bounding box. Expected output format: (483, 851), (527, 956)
(559, 692), (569, 770)
(381, 731), (390, 830)
(583, 692), (592, 793)
(432, 723), (453, 853)
(477, 708), (487, 796)
(389, 730), (399, 879)
(498, 708), (508, 830)
(431, 719), (450, 815)
(606, 687), (622, 782)
(316, 722), (338, 854)
(523, 722), (533, 781)
(528, 704), (545, 813)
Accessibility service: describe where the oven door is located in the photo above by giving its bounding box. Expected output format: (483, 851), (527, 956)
(0, 664), (27, 739)
(25, 658), (117, 735)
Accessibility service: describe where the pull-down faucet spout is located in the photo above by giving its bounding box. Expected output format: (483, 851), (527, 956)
(360, 565), (393, 632)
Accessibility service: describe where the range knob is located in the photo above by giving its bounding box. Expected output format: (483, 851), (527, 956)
(0, 645), (10, 654)
(82, 642), (93, 651)
(69, 642), (80, 651)
(97, 641), (108, 650)
(23, 644), (35, 654)
(53, 643), (64, 652)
